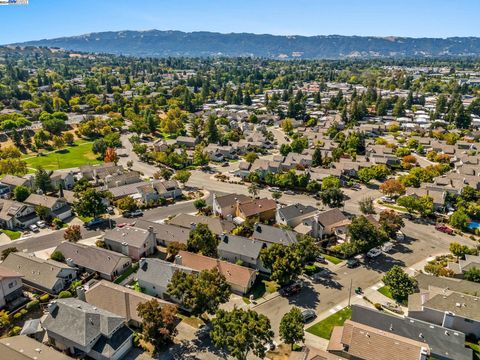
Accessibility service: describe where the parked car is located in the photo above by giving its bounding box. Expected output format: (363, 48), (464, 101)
(280, 282), (302, 296)
(395, 230), (405, 241)
(268, 187), (280, 192)
(435, 224), (454, 235)
(284, 190), (295, 195)
(316, 255), (327, 264)
(106, 206), (115, 215)
(84, 218), (105, 229)
(380, 196), (395, 204)
(301, 309), (316, 323)
(367, 247), (382, 258)
(221, 162), (229, 167)
(381, 242), (394, 253)
(123, 209), (144, 218)
(29, 224), (39, 232)
(36, 220), (46, 229)
(347, 258), (360, 268)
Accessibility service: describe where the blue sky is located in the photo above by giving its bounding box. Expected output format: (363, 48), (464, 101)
(0, 0), (478, 44)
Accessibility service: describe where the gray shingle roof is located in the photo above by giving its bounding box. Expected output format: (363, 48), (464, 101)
(137, 258), (193, 290)
(277, 203), (318, 222)
(42, 298), (127, 349)
(104, 226), (151, 248)
(252, 224), (298, 246)
(218, 234), (264, 259)
(316, 208), (348, 227)
(350, 305), (472, 360)
(168, 213), (235, 235)
(135, 219), (190, 245)
(415, 273), (480, 295)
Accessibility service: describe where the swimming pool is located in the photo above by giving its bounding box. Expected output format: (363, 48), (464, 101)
(468, 221), (480, 230)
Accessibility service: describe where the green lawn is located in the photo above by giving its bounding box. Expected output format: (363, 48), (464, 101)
(77, 215), (93, 223)
(243, 276), (278, 304)
(322, 253), (343, 265)
(377, 285), (394, 300)
(306, 307), (352, 339)
(23, 141), (101, 171)
(114, 264), (138, 284)
(2, 230), (22, 240)
(380, 203), (408, 213)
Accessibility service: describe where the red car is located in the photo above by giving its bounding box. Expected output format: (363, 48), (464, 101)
(435, 224), (454, 235)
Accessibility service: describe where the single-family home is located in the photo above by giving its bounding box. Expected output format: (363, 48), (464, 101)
(0, 199), (38, 230)
(168, 213), (235, 235)
(0, 335), (73, 360)
(0, 265), (23, 308)
(236, 198), (277, 222)
(103, 226), (156, 261)
(82, 280), (174, 327)
(252, 223), (298, 246)
(42, 298), (133, 360)
(55, 242), (131, 281)
(137, 180), (182, 204)
(447, 254), (480, 278)
(175, 251), (257, 295)
(310, 208), (350, 239)
(49, 171), (75, 190)
(217, 233), (266, 271)
(2, 253), (77, 295)
(212, 193), (252, 219)
(276, 203), (319, 228)
(0, 175), (32, 195)
(24, 194), (72, 221)
(79, 163), (123, 182)
(135, 219), (190, 247)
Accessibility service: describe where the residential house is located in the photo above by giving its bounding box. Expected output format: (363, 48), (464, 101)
(168, 213), (235, 235)
(49, 171), (75, 190)
(212, 193), (251, 219)
(233, 162), (252, 179)
(0, 199), (38, 230)
(42, 298), (133, 360)
(175, 136), (197, 148)
(350, 304), (473, 360)
(135, 219), (190, 247)
(414, 272), (480, 296)
(217, 233), (266, 271)
(276, 203), (319, 228)
(137, 258), (194, 301)
(408, 289), (480, 337)
(137, 180), (182, 204)
(175, 250), (257, 295)
(0, 175), (32, 196)
(104, 171), (142, 189)
(82, 280), (173, 327)
(79, 163), (123, 182)
(2, 253), (76, 295)
(447, 254), (480, 279)
(236, 198), (277, 222)
(327, 320), (430, 360)
(282, 153), (313, 170)
(0, 265), (23, 308)
(0, 335), (73, 360)
(252, 223), (298, 246)
(205, 144), (237, 161)
(310, 208), (350, 239)
(103, 226), (156, 261)
(55, 242), (131, 281)
(24, 194), (72, 221)
(406, 187), (447, 211)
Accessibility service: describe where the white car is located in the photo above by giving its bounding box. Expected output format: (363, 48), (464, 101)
(380, 196), (395, 203)
(381, 242), (394, 253)
(36, 220), (46, 229)
(28, 224), (39, 232)
(367, 247), (382, 258)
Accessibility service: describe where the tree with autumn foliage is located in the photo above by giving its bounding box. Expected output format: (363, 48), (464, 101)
(380, 178), (405, 197)
(104, 147), (118, 164)
(137, 300), (178, 353)
(63, 224), (82, 242)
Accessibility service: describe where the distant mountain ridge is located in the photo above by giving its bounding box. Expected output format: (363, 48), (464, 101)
(13, 30), (480, 59)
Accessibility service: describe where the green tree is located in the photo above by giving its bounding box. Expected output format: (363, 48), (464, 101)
(173, 169), (191, 186)
(320, 188), (344, 208)
(211, 307), (274, 360)
(205, 114), (219, 143)
(92, 138), (108, 157)
(312, 147), (322, 167)
(187, 223), (218, 257)
(50, 250), (65, 262)
(248, 182), (260, 198)
(449, 242), (478, 260)
(193, 198), (207, 211)
(348, 215), (385, 252)
(244, 152), (258, 164)
(294, 234), (320, 263)
(34, 167), (52, 193)
(382, 265), (418, 301)
(116, 196), (138, 212)
(379, 210), (404, 238)
(464, 267), (480, 283)
(359, 197), (375, 215)
(137, 300), (178, 353)
(321, 175), (340, 191)
(1, 247), (17, 261)
(167, 268), (230, 316)
(279, 307), (304, 349)
(357, 167), (375, 184)
(74, 188), (107, 219)
(13, 185), (30, 202)
(449, 209), (470, 230)
(260, 244), (303, 285)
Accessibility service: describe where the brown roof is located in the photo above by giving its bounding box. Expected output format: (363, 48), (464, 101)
(0, 265), (23, 280)
(214, 193), (251, 209)
(177, 250), (256, 290)
(238, 198), (276, 217)
(84, 280), (173, 324)
(331, 320), (429, 360)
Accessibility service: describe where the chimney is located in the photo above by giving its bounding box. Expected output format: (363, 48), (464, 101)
(148, 226), (154, 233)
(76, 286), (86, 301)
(139, 257), (146, 268)
(174, 255), (182, 265)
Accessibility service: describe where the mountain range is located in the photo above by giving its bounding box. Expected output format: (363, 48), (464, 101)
(13, 30), (480, 59)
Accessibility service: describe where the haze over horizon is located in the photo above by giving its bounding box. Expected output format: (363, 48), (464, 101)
(0, 0), (479, 45)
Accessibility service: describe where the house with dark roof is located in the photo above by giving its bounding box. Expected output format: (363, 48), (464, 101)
(252, 223), (298, 247)
(0, 335), (72, 360)
(276, 203), (319, 228)
(2, 253), (76, 295)
(175, 251), (257, 295)
(212, 193), (252, 219)
(310, 208), (350, 239)
(0, 175), (32, 195)
(217, 233), (266, 271)
(135, 219), (190, 247)
(137, 180), (182, 204)
(0, 265), (23, 308)
(49, 171), (75, 190)
(327, 320), (430, 360)
(137, 258), (194, 302)
(54, 242), (131, 281)
(103, 226), (156, 261)
(0, 199), (38, 230)
(350, 304), (473, 360)
(79, 163), (123, 182)
(42, 298), (133, 360)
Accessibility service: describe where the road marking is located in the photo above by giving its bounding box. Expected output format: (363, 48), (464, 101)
(329, 309), (336, 314)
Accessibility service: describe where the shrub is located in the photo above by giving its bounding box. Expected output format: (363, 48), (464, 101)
(13, 312), (23, 320)
(374, 303), (382, 310)
(26, 300), (39, 310)
(20, 309), (28, 316)
(52, 217), (63, 229)
(58, 290), (72, 299)
(9, 326), (22, 336)
(39, 294), (49, 302)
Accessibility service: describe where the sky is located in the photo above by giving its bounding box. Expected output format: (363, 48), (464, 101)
(0, 0), (479, 44)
